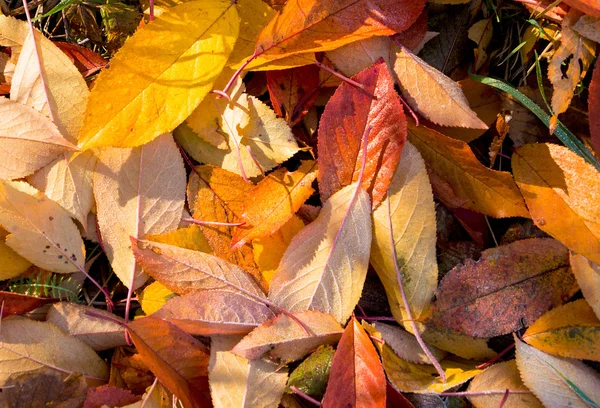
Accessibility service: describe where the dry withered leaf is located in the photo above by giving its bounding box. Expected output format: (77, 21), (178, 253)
(267, 65), (320, 125)
(428, 238), (577, 338)
(589, 64), (600, 157)
(0, 291), (57, 317)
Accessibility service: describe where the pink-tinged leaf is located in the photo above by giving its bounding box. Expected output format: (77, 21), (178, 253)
(321, 317), (386, 408)
(127, 317), (211, 408)
(83, 385), (139, 408)
(317, 60), (406, 208)
(589, 64), (600, 157)
(153, 290), (275, 335)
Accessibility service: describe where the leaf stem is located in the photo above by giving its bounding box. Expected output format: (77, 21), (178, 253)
(291, 386), (322, 406)
(438, 390), (532, 397)
(217, 54), (256, 98)
(182, 218), (246, 227)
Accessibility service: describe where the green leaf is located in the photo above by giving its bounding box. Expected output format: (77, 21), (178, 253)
(286, 345), (335, 397)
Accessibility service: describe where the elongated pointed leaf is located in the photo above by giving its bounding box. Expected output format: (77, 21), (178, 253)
(268, 184), (372, 323)
(570, 253), (600, 320)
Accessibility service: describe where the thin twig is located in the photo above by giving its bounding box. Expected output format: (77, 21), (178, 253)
(291, 386), (322, 407)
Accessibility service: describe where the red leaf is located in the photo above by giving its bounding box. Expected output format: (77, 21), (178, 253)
(589, 64), (600, 157)
(0, 291), (58, 317)
(321, 317), (386, 408)
(563, 0), (600, 18)
(267, 65), (320, 126)
(391, 10), (428, 51)
(83, 385), (139, 408)
(127, 317), (211, 408)
(54, 42), (108, 78)
(318, 60), (406, 208)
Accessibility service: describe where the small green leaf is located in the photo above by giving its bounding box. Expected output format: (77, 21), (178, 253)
(287, 345), (335, 398)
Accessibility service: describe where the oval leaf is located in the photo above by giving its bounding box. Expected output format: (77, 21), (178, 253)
(570, 253), (600, 320)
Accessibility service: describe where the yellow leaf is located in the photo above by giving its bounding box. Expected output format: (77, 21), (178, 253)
(78, 0), (239, 150)
(512, 143), (600, 265)
(548, 10), (596, 117)
(0, 180), (85, 273)
(382, 343), (482, 393)
(253, 215), (305, 285)
(515, 336), (600, 408)
(0, 15), (29, 56)
(146, 224), (212, 254)
(570, 253), (600, 320)
(0, 98), (78, 181)
(371, 142), (438, 326)
(468, 19), (493, 71)
(467, 360), (544, 408)
(0, 227), (31, 280)
(420, 326), (497, 361)
(138, 281), (177, 316)
(523, 299), (600, 362)
(407, 121), (529, 218)
(93, 134), (186, 289)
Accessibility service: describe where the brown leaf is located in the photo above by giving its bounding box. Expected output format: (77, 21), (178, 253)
(54, 41), (108, 77)
(321, 317), (386, 408)
(589, 64), (600, 157)
(563, 0), (600, 19)
(127, 317), (211, 408)
(428, 238), (577, 338)
(318, 60), (406, 208)
(0, 291), (57, 317)
(267, 65), (320, 125)
(84, 385), (140, 408)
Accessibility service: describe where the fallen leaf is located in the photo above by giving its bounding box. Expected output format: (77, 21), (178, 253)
(467, 360), (544, 408)
(93, 133), (186, 289)
(46, 302), (127, 351)
(209, 335), (288, 408)
(0, 180), (86, 273)
(371, 322), (447, 365)
(232, 160), (317, 248)
(268, 183), (372, 324)
(428, 238), (576, 338)
(407, 121), (529, 218)
(0, 228), (31, 280)
(286, 345), (334, 398)
(523, 299), (600, 362)
(0, 317), (108, 385)
(0, 291), (56, 317)
(512, 143), (600, 265)
(84, 385), (140, 408)
(78, 0), (239, 149)
(569, 253), (600, 320)
(146, 224), (212, 254)
(572, 15), (600, 43)
(153, 290), (275, 335)
(0, 15), (28, 55)
(54, 41), (108, 77)
(588, 64), (600, 157)
(138, 281), (177, 315)
(563, 0), (600, 18)
(420, 326), (497, 361)
(325, 36), (394, 78)
(266, 65), (320, 126)
(392, 46), (487, 129)
(321, 317), (386, 408)
(127, 317), (211, 408)
(515, 336), (600, 408)
(0, 98), (78, 181)
(231, 311), (343, 363)
(370, 141), (438, 326)
(318, 60), (406, 208)
(468, 18), (493, 71)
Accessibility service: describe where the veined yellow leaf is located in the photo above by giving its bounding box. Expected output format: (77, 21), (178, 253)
(146, 224), (212, 254)
(78, 0), (239, 150)
(138, 281), (177, 316)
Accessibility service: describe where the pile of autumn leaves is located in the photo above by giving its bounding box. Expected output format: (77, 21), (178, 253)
(1, 0), (600, 406)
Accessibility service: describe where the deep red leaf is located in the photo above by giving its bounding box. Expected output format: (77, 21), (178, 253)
(267, 65), (320, 126)
(54, 42), (108, 78)
(589, 64), (600, 157)
(0, 291), (58, 317)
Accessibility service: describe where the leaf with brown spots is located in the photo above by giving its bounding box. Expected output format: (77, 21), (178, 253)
(427, 238), (578, 338)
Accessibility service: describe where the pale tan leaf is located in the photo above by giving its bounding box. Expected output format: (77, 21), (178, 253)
(93, 133), (186, 289)
(572, 15), (600, 43)
(468, 360), (544, 408)
(0, 98), (78, 180)
(569, 253), (600, 320)
(268, 184), (372, 323)
(28, 151), (97, 228)
(0, 15), (28, 56)
(373, 322), (447, 365)
(0, 317), (108, 385)
(371, 142), (438, 326)
(209, 336), (288, 408)
(0, 180), (85, 273)
(515, 336), (600, 408)
(326, 36), (393, 78)
(176, 93), (300, 178)
(46, 302), (127, 351)
(392, 47), (487, 129)
(231, 311), (343, 363)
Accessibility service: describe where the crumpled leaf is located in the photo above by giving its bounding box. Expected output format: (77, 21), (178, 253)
(512, 143), (600, 265)
(570, 253), (600, 320)
(268, 184), (372, 324)
(46, 302), (127, 351)
(231, 311), (343, 363)
(0, 98), (78, 181)
(127, 317), (211, 408)
(515, 336), (600, 408)
(467, 360), (544, 408)
(286, 345), (334, 398)
(0, 180), (85, 273)
(318, 61), (406, 208)
(428, 238), (576, 338)
(523, 299), (600, 362)
(78, 0), (239, 149)
(370, 141), (438, 326)
(153, 290), (275, 335)
(407, 121), (529, 218)
(93, 133), (186, 289)
(0, 317), (108, 385)
(321, 317), (386, 408)
(209, 335), (288, 408)
(392, 46), (487, 129)
(232, 160), (317, 248)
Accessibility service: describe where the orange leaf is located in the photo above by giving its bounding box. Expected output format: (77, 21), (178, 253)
(321, 317), (386, 408)
(407, 121), (529, 218)
(232, 160), (317, 248)
(318, 60), (406, 208)
(563, 0), (600, 18)
(266, 65), (320, 125)
(127, 317), (211, 408)
(512, 143), (600, 265)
